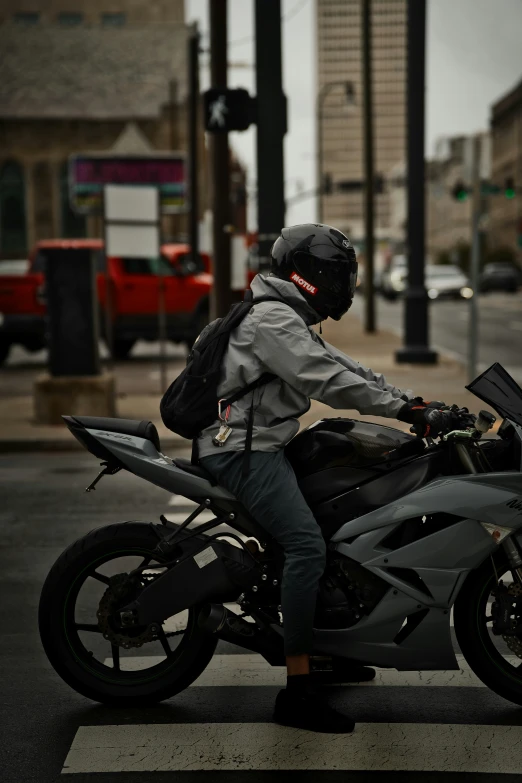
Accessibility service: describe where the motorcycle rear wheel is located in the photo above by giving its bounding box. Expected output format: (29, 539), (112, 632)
(38, 521), (217, 706)
(454, 551), (522, 706)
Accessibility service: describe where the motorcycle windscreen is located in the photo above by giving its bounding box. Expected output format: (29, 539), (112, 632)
(466, 363), (522, 427)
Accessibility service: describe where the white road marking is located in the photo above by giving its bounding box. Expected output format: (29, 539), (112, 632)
(61, 722), (522, 774)
(164, 510), (217, 524)
(168, 495), (199, 508)
(101, 652), (520, 686)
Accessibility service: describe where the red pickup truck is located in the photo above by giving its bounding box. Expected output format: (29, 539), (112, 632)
(0, 239), (212, 364)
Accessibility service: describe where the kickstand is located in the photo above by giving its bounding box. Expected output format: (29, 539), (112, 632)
(85, 461), (121, 492)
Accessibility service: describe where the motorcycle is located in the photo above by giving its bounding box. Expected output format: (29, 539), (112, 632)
(39, 362), (522, 707)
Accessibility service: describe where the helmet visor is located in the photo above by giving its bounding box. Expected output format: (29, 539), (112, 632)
(293, 251), (358, 300)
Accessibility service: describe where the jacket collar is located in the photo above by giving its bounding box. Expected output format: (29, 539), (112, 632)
(250, 273), (322, 326)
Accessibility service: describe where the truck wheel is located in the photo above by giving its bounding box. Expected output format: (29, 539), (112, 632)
(112, 339), (136, 360)
(0, 337), (11, 366)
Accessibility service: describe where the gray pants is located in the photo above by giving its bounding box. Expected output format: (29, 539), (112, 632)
(200, 449), (327, 656)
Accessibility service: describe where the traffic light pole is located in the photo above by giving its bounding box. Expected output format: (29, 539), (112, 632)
(209, 0), (232, 319)
(396, 0), (438, 365)
(255, 0), (286, 273)
(361, 0), (375, 334)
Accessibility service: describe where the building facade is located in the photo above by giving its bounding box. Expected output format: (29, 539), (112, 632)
(489, 79), (522, 261)
(316, 0), (407, 243)
(0, 0), (184, 26)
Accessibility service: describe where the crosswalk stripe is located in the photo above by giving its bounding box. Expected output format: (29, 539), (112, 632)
(101, 652), (520, 686)
(61, 721), (522, 774)
(168, 495), (199, 508)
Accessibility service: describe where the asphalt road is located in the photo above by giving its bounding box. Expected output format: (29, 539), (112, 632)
(351, 291), (522, 379)
(2, 452), (522, 782)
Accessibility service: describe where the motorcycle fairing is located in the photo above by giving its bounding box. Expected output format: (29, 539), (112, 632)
(79, 426), (522, 672)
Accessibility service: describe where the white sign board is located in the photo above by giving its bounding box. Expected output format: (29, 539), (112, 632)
(104, 184), (160, 259)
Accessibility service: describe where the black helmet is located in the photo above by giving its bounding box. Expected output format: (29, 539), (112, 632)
(270, 223), (358, 320)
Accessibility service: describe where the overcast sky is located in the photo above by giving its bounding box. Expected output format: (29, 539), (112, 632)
(185, 0), (522, 228)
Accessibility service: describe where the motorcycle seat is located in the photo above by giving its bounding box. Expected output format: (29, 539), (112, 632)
(173, 457), (218, 485)
(69, 416), (161, 452)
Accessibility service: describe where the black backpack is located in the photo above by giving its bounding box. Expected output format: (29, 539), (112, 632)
(160, 290), (281, 472)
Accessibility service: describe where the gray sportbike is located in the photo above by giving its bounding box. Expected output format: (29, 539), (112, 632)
(39, 363), (522, 707)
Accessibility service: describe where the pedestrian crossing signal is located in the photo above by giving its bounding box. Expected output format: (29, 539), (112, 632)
(203, 88), (256, 133)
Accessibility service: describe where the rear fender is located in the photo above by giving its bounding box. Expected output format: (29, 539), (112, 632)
(73, 425), (235, 502)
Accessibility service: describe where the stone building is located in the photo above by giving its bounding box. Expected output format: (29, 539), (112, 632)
(0, 0), (184, 26)
(489, 79), (522, 260)
(0, 17), (205, 258)
(316, 0), (406, 242)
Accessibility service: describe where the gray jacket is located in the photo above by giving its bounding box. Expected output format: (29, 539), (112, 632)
(197, 274), (414, 459)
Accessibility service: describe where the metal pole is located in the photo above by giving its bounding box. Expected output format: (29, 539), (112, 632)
(469, 136), (481, 382)
(317, 89), (325, 223)
(255, 0), (286, 273)
(156, 187), (167, 393)
(188, 25), (200, 269)
(209, 0), (232, 319)
(361, 0), (375, 333)
(395, 0), (437, 364)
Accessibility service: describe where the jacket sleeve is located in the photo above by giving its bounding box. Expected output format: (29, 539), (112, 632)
(316, 334), (415, 401)
(253, 305), (407, 418)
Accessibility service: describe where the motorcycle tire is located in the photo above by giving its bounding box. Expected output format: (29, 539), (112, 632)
(38, 521), (218, 707)
(454, 551), (522, 706)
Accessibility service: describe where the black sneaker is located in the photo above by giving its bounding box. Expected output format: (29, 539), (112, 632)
(273, 687), (355, 733)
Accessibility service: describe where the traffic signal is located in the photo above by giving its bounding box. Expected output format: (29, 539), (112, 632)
(203, 88), (256, 133)
(505, 177), (516, 199)
(452, 181), (469, 202)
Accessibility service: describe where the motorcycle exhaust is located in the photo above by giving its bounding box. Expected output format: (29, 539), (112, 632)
(198, 603), (284, 664)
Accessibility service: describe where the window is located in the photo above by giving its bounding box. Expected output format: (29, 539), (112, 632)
(0, 161), (27, 257)
(13, 11), (39, 24)
(101, 12), (126, 26)
(122, 257), (173, 276)
(60, 162), (86, 238)
(58, 12), (83, 25)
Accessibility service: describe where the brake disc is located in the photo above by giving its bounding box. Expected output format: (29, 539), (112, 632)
(96, 572), (160, 649)
(503, 582), (522, 658)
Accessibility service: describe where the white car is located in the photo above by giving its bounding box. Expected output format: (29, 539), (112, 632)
(381, 258), (472, 301)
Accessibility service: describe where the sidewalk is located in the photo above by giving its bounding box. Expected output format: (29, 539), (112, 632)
(0, 313), (481, 453)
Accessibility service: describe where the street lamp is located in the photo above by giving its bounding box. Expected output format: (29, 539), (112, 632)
(317, 81), (355, 223)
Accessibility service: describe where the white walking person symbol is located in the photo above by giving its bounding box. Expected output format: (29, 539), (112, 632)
(209, 95), (228, 128)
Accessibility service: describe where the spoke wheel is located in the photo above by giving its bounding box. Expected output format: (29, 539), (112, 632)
(454, 550), (522, 706)
(39, 522), (217, 705)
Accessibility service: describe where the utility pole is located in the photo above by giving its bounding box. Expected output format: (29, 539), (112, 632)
(255, 0), (286, 273)
(361, 0), (375, 333)
(188, 24), (200, 270)
(209, 0), (232, 318)
(396, 0), (438, 364)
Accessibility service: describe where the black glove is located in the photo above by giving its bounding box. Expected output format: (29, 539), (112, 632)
(397, 401), (461, 438)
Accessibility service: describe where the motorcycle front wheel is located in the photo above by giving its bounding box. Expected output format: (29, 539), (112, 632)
(38, 521), (217, 706)
(454, 550), (522, 706)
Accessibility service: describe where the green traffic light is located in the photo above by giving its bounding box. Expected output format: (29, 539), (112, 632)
(506, 188), (515, 199)
(456, 191), (468, 202)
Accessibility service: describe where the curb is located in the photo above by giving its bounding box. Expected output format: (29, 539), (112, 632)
(0, 437), (189, 454)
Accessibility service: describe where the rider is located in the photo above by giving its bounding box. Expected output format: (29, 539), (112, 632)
(199, 223), (452, 734)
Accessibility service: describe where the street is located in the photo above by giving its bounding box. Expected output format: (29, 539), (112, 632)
(352, 291), (522, 380)
(2, 452), (522, 781)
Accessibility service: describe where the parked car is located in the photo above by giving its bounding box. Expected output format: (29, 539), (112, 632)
(0, 239), (213, 365)
(479, 262), (519, 293)
(425, 264), (472, 300)
(380, 255), (407, 300)
(380, 259), (472, 301)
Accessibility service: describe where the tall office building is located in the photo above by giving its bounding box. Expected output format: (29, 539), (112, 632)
(316, 0), (407, 246)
